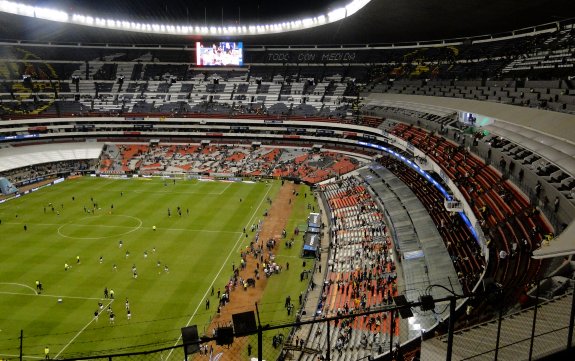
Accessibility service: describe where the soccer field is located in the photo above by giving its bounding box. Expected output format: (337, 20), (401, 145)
(0, 176), (297, 359)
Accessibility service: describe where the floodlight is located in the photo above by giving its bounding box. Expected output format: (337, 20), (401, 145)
(347, 0), (370, 16)
(0, 0), (374, 36)
(328, 8), (346, 22)
(17, 3), (34, 17)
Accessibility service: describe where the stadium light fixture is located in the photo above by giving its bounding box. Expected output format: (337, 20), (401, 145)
(328, 8), (347, 22)
(346, 0), (370, 16)
(0, 0), (373, 36)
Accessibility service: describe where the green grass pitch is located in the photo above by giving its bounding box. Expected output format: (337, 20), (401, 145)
(0, 177), (314, 359)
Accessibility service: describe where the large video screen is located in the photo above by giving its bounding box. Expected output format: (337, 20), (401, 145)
(196, 42), (243, 66)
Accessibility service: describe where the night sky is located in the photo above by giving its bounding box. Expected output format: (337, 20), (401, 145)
(6, 0), (575, 45)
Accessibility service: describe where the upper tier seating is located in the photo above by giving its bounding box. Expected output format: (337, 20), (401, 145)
(389, 123), (552, 288)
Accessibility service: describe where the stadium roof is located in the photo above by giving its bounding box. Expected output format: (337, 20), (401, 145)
(22, 0), (349, 24)
(3, 0), (575, 45)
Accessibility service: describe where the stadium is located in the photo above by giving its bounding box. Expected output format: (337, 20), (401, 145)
(0, 1), (575, 360)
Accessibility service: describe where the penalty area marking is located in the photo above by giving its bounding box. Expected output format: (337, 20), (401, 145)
(164, 181), (273, 361)
(0, 291), (102, 301)
(0, 282), (38, 295)
(53, 299), (114, 359)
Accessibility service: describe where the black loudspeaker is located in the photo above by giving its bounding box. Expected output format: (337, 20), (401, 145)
(181, 325), (200, 355)
(393, 295), (414, 319)
(215, 326), (234, 345)
(420, 295), (435, 311)
(232, 311), (257, 336)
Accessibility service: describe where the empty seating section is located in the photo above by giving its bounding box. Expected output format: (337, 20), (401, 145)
(0, 78), (356, 119)
(118, 144), (149, 172)
(377, 155), (483, 293)
(2, 25), (572, 117)
(389, 123), (551, 288)
(303, 177), (397, 358)
(362, 29), (574, 114)
(98, 144), (365, 183)
(0, 45), (366, 119)
(369, 79), (575, 114)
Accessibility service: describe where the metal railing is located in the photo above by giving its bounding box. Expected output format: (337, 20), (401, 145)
(4, 278), (573, 361)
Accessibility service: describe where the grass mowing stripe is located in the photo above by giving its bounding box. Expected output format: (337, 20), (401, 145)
(0, 178), (296, 357)
(164, 183), (274, 361)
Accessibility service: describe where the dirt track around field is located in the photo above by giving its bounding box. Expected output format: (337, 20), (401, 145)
(201, 182), (298, 360)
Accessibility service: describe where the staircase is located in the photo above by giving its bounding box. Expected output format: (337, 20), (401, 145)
(422, 291), (575, 361)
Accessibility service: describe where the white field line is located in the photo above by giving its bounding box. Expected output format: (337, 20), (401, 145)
(0, 354), (43, 359)
(4, 222), (242, 234)
(0, 282), (38, 295)
(53, 299), (114, 359)
(0, 291), (102, 301)
(216, 182), (232, 195)
(164, 184), (273, 361)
